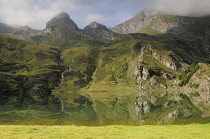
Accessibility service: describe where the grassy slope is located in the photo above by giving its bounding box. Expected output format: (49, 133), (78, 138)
(89, 34), (209, 90)
(0, 33), (61, 75)
(139, 26), (163, 35)
(53, 38), (104, 93)
(0, 33), (63, 106)
(0, 124), (210, 139)
(0, 33), (66, 125)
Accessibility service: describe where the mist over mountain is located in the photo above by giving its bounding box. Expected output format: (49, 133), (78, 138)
(141, 0), (210, 17)
(0, 22), (14, 34)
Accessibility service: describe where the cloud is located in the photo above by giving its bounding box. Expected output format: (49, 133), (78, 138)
(1, 0), (209, 30)
(139, 0), (210, 16)
(0, 0), (142, 29)
(0, 0), (143, 29)
(0, 0), (88, 29)
(82, 14), (104, 26)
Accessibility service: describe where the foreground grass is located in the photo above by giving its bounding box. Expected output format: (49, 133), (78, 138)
(0, 124), (210, 139)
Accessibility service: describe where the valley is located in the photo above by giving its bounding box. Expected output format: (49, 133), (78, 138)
(0, 10), (210, 126)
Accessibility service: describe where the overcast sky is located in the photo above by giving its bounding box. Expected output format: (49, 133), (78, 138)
(0, 0), (210, 30)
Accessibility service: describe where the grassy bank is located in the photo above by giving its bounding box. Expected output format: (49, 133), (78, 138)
(0, 124), (210, 139)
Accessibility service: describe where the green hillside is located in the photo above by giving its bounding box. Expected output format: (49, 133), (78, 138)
(0, 11), (210, 125)
(0, 33), (62, 102)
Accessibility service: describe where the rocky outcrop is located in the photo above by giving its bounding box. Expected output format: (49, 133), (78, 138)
(135, 100), (152, 116)
(152, 51), (181, 71)
(133, 44), (181, 85)
(11, 26), (40, 40)
(134, 65), (153, 80)
(12, 26), (39, 35)
(165, 109), (183, 119)
(83, 21), (120, 42)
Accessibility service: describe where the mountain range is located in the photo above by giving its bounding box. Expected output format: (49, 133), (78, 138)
(0, 10), (210, 125)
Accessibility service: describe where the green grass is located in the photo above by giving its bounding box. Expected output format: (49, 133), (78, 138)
(0, 124), (209, 139)
(139, 26), (163, 35)
(160, 15), (178, 24)
(178, 63), (200, 86)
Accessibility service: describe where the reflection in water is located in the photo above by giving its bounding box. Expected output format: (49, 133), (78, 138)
(0, 89), (209, 125)
(53, 89), (210, 125)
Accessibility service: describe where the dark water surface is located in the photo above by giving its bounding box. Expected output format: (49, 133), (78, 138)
(0, 89), (210, 125)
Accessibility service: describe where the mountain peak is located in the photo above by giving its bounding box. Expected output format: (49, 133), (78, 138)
(46, 12), (78, 30)
(55, 12), (70, 19)
(83, 21), (120, 42)
(137, 9), (158, 17)
(110, 9), (159, 34)
(59, 12), (69, 16)
(17, 25), (31, 31)
(86, 21), (106, 29)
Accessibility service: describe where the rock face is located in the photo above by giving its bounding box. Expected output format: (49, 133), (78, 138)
(151, 50), (181, 71)
(110, 10), (210, 39)
(83, 21), (120, 42)
(110, 9), (178, 34)
(110, 10), (156, 34)
(32, 12), (86, 44)
(166, 109), (183, 119)
(46, 12), (78, 30)
(134, 66), (153, 80)
(13, 26), (38, 35)
(11, 26), (40, 40)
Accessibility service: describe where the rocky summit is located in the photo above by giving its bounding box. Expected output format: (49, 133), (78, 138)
(110, 10), (157, 34)
(30, 12), (87, 45)
(0, 10), (210, 125)
(83, 21), (120, 42)
(46, 12), (78, 30)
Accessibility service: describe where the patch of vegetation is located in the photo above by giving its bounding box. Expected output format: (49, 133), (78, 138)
(160, 15), (178, 24)
(179, 93), (202, 117)
(191, 83), (200, 89)
(178, 63), (199, 87)
(139, 26), (163, 35)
